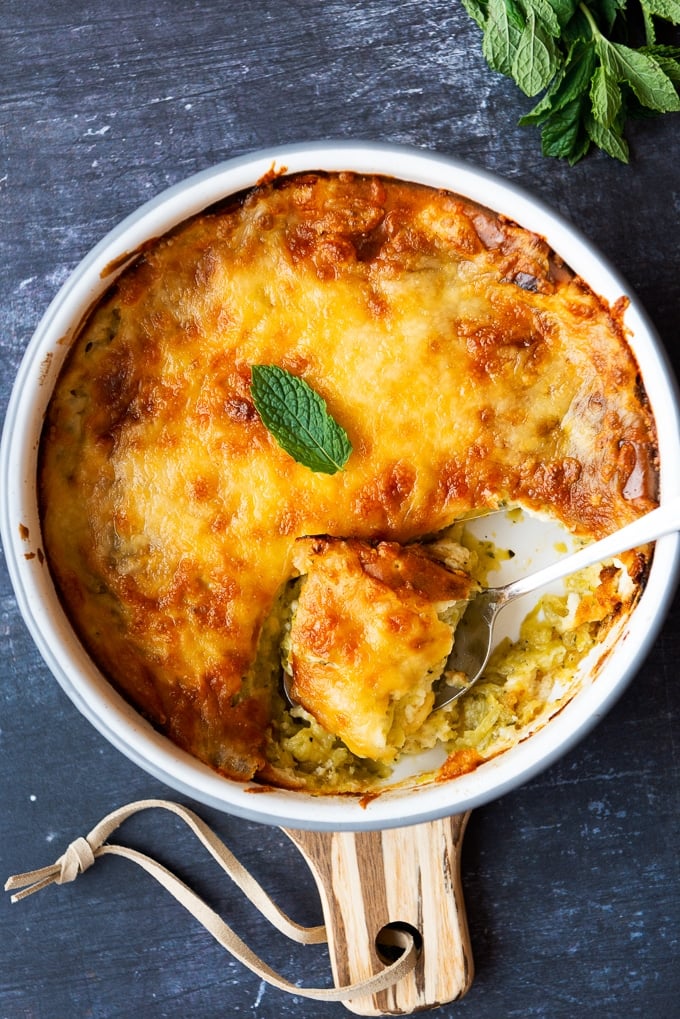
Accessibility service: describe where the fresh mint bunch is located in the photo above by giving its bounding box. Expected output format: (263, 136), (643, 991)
(462, 0), (680, 162)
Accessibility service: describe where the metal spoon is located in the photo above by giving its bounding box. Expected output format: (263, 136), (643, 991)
(433, 495), (680, 710)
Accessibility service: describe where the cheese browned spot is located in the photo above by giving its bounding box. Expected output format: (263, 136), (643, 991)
(286, 536), (477, 762)
(38, 171), (658, 791)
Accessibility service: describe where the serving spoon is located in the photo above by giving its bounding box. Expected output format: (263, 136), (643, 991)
(433, 495), (680, 710)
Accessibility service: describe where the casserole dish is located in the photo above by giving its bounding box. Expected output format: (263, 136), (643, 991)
(2, 141), (679, 836)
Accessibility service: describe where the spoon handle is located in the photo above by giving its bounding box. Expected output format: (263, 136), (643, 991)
(504, 495), (680, 601)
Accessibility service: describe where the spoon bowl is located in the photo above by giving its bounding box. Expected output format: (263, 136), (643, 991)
(433, 495), (680, 710)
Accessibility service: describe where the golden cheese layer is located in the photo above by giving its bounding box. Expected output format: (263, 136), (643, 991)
(39, 171), (658, 787)
(287, 536), (476, 762)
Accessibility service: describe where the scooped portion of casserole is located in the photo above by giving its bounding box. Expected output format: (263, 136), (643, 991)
(38, 171), (658, 794)
(283, 535), (477, 763)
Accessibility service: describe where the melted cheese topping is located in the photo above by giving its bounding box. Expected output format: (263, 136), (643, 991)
(39, 172), (658, 787)
(287, 536), (475, 762)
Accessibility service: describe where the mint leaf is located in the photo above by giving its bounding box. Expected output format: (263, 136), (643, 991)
(461, 0), (489, 30)
(645, 46), (680, 84)
(540, 95), (591, 162)
(520, 38), (596, 123)
(544, 0), (578, 29)
(597, 0), (628, 32)
(250, 365), (352, 475)
(585, 110), (630, 162)
(522, 0), (561, 36)
(609, 42), (680, 111)
(640, 1), (658, 44)
(483, 0), (525, 76)
(512, 7), (559, 94)
(640, 0), (680, 23)
(519, 72), (565, 123)
(591, 61), (623, 126)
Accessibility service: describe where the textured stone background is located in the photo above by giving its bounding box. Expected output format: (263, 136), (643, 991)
(1, 3), (679, 1017)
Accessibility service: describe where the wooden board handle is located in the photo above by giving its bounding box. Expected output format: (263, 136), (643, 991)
(283, 813), (474, 1015)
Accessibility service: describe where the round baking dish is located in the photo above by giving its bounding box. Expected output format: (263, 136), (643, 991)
(3, 141), (679, 832)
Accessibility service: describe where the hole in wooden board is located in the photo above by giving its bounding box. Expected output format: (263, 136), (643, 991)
(375, 921), (423, 964)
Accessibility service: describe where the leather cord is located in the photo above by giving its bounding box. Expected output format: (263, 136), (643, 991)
(5, 798), (417, 1002)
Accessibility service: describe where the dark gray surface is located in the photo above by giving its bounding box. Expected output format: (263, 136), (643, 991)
(2, 3), (679, 1017)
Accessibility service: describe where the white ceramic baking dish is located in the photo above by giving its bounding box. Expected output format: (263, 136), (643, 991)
(3, 141), (679, 833)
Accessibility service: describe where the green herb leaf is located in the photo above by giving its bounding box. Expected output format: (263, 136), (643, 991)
(597, 0), (628, 32)
(585, 109), (631, 161)
(512, 7), (560, 94)
(483, 0), (525, 76)
(645, 46), (680, 84)
(640, 0), (680, 23)
(590, 60), (623, 126)
(641, 2), (658, 44)
(523, 0), (562, 36)
(461, 0), (490, 30)
(545, 0), (578, 29)
(519, 69), (565, 123)
(540, 94), (591, 162)
(250, 365), (352, 475)
(609, 41), (680, 111)
(520, 38), (596, 123)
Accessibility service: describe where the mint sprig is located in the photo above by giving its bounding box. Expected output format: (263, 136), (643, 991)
(463, 0), (680, 163)
(250, 365), (352, 475)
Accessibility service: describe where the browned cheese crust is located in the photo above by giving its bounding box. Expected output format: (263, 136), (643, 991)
(39, 172), (658, 783)
(287, 536), (476, 762)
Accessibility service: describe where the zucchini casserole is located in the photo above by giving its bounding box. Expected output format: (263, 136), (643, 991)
(39, 171), (658, 794)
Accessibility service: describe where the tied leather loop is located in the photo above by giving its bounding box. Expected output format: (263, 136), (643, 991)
(57, 836), (96, 885)
(5, 798), (418, 1003)
(5, 836), (99, 902)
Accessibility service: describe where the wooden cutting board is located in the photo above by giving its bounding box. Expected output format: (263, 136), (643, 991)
(284, 812), (474, 1015)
